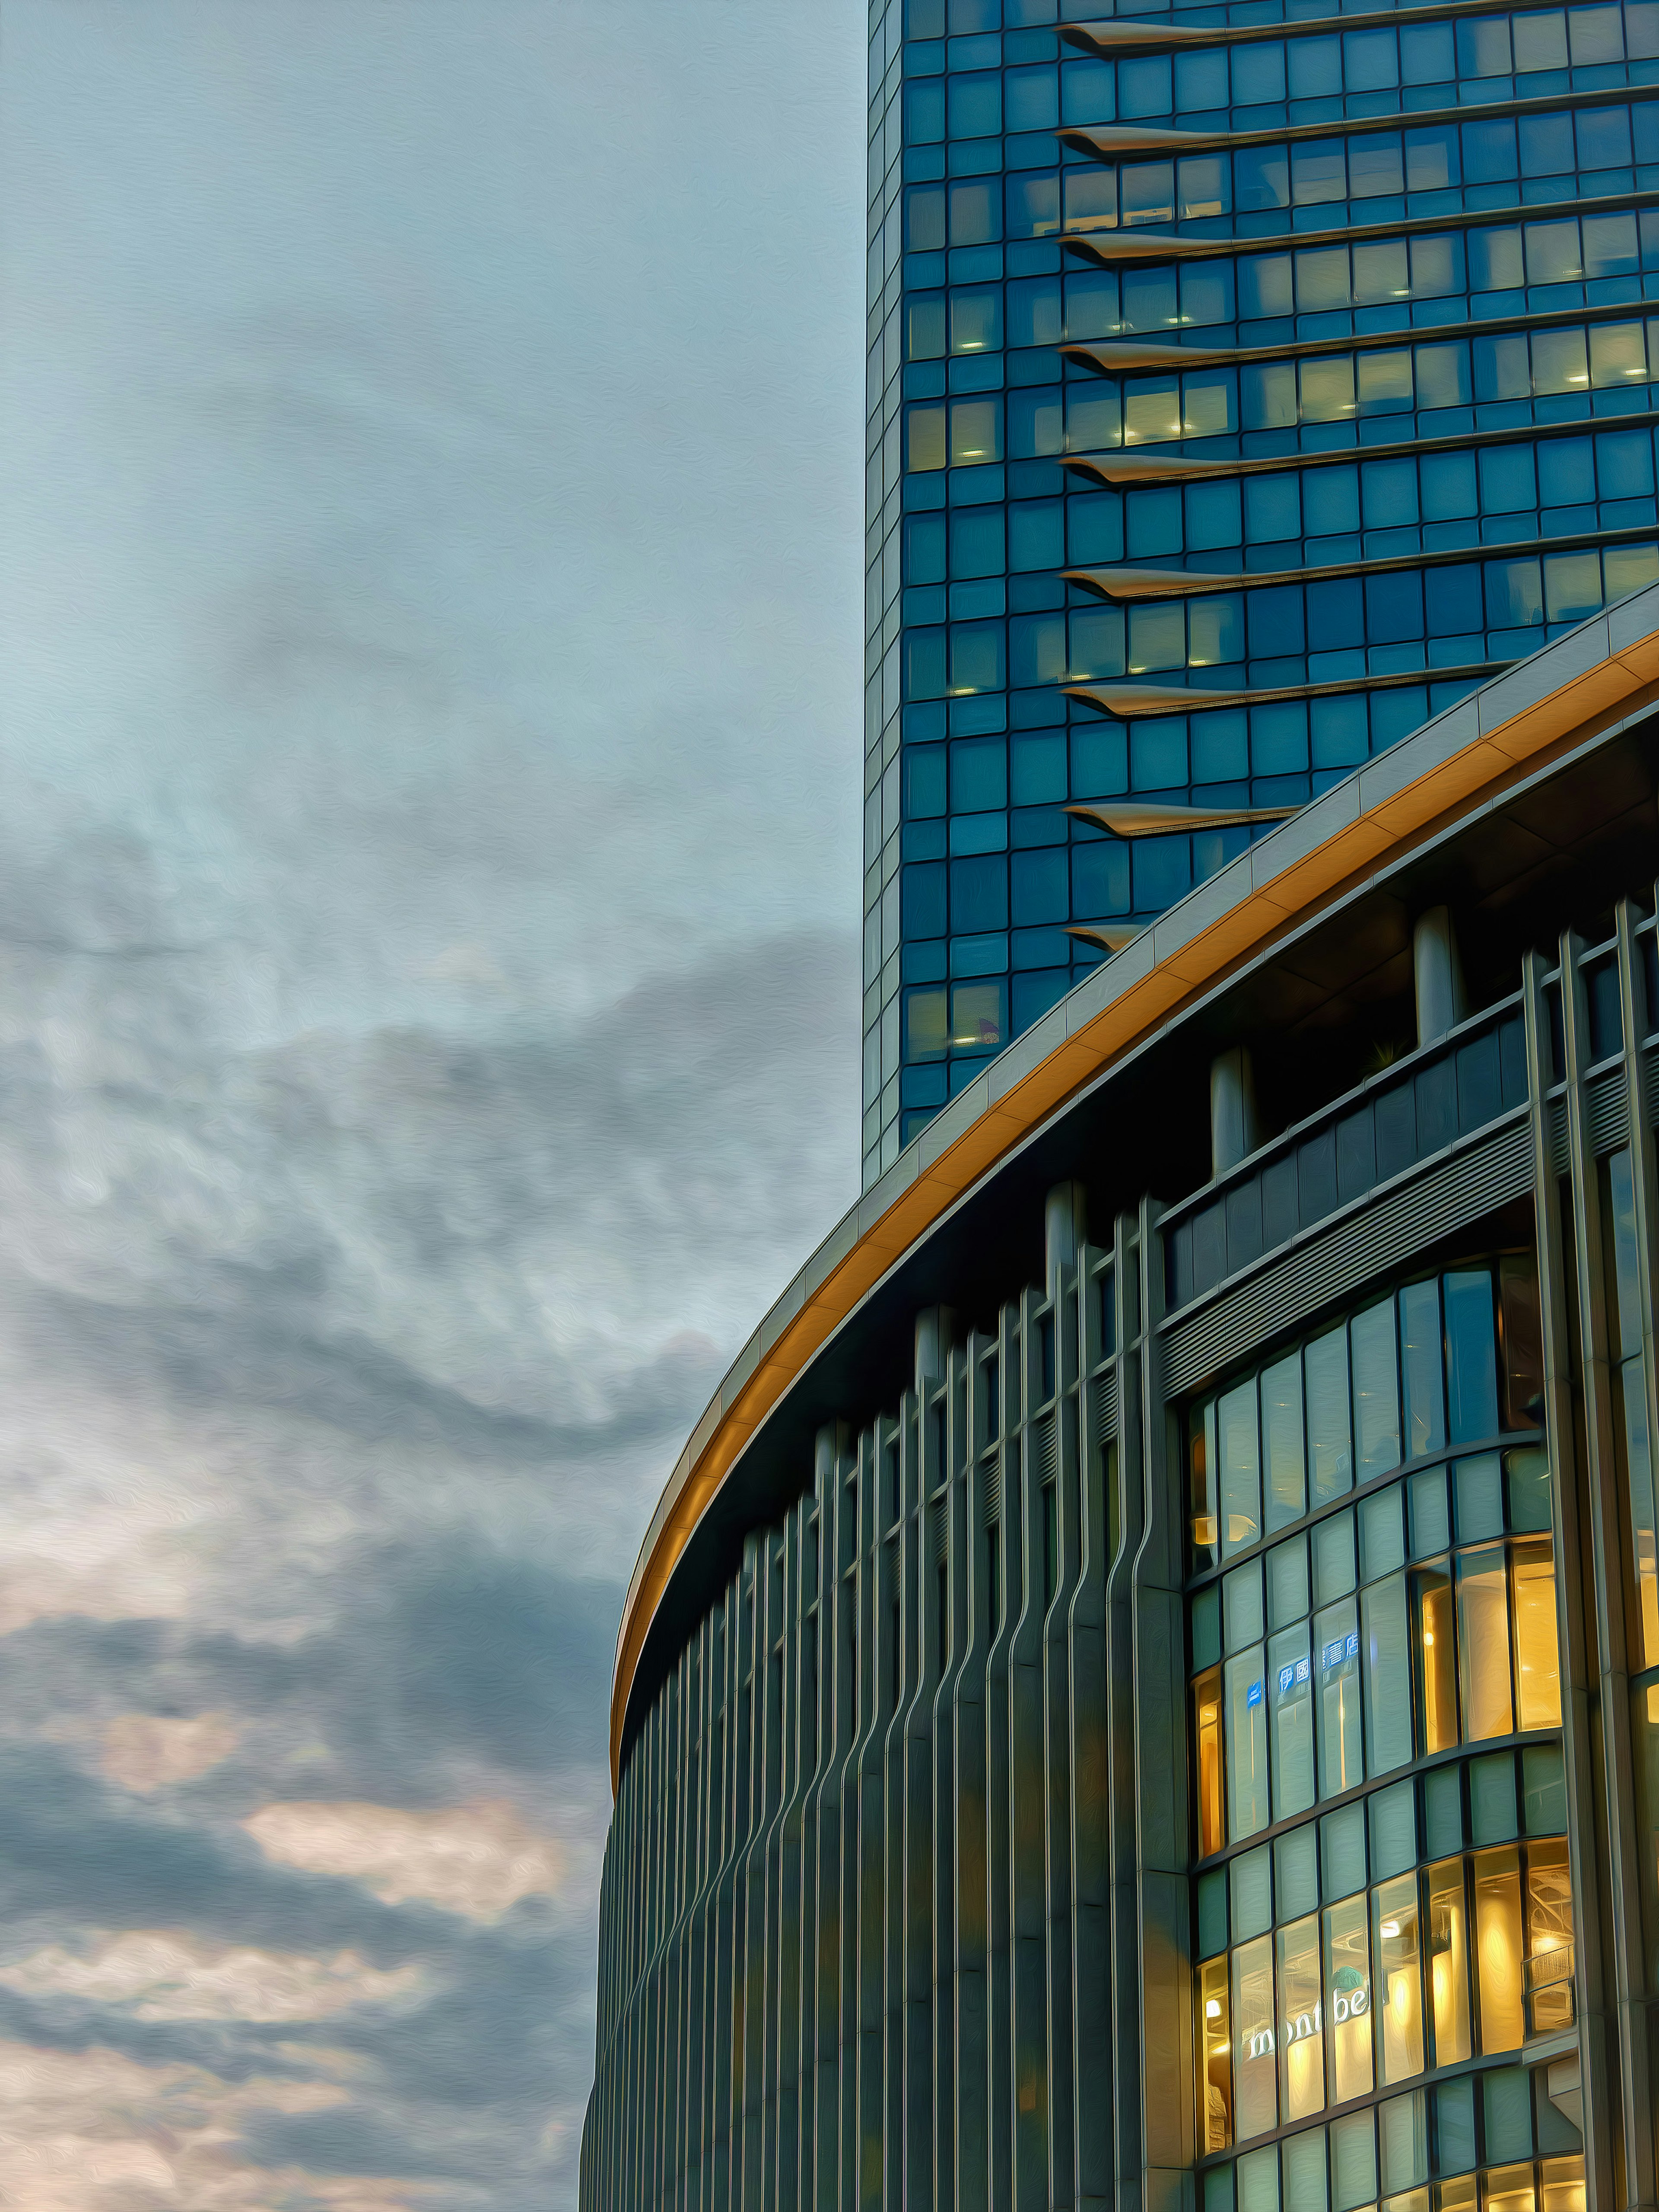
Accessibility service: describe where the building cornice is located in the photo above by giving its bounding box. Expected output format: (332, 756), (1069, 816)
(609, 586), (1659, 1793)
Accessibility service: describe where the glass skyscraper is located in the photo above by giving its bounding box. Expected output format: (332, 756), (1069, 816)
(863, 0), (1659, 1186)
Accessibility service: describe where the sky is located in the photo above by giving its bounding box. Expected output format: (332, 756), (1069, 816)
(0, 5), (866, 2206)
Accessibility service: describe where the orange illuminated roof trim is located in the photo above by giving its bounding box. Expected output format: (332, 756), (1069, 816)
(610, 591), (1659, 1793)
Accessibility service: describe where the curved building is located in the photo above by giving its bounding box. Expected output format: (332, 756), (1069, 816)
(582, 594), (1659, 2211)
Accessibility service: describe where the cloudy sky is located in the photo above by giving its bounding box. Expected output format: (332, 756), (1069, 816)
(0, 5), (864, 2204)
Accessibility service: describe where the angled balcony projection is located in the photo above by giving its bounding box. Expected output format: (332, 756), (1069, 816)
(1066, 921), (1144, 953)
(1066, 525), (1659, 604)
(1062, 0), (1539, 61)
(1062, 407), (1659, 486)
(1062, 186), (1659, 266)
(1067, 567), (1255, 602)
(1057, 80), (1649, 164)
(1065, 661), (1507, 718)
(1065, 798), (1300, 836)
(1061, 297), (1659, 381)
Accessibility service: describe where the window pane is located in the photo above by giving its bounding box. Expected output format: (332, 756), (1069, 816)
(1590, 320), (1648, 388)
(1544, 550), (1603, 626)
(1183, 373), (1237, 442)
(1514, 10), (1569, 69)
(1583, 211), (1638, 279)
(1221, 1378), (1263, 1557)
(906, 986), (949, 1061)
(907, 404), (947, 472)
(1270, 1622), (1316, 1821)
(1457, 1544), (1516, 1740)
(1456, 1453), (1504, 1544)
(1008, 278), (1062, 350)
(1445, 1269), (1500, 1443)
(1352, 1299), (1402, 1478)
(1200, 1955), (1233, 2151)
(1363, 1572), (1414, 1776)
(1351, 135), (1404, 198)
(908, 296), (947, 361)
(1065, 166), (1119, 234)
(1278, 1913), (1327, 2121)
(1317, 1597), (1364, 1797)
(1511, 1539), (1562, 1731)
(1416, 1563), (1459, 1754)
(1181, 154), (1231, 220)
(1526, 1837), (1574, 2038)
(950, 397), (1002, 466)
(1120, 161), (1173, 228)
(1354, 350), (1410, 416)
(1531, 326), (1588, 396)
(1233, 1934), (1278, 2140)
(1324, 1893), (1376, 2104)
(1128, 600), (1186, 673)
(1227, 1644), (1272, 1840)
(951, 979), (1004, 1053)
(1525, 219), (1583, 285)
(1298, 245), (1350, 309)
(1472, 1845), (1526, 2052)
(1269, 1538), (1310, 1630)
(1353, 238), (1408, 303)
(1608, 1151), (1659, 1665)
(1308, 1326), (1354, 1501)
(1305, 355), (1360, 422)
(1227, 1560), (1265, 1654)
(1427, 1856), (1473, 2066)
(1373, 1872), (1425, 2084)
(1193, 1401), (1219, 1568)
(1415, 341), (1471, 411)
(950, 287), (1002, 355)
(1400, 1279), (1447, 1462)
(1263, 1353), (1307, 1532)
(1195, 1663), (1225, 1856)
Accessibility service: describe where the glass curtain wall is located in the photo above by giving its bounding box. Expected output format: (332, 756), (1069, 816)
(1184, 1258), (1583, 2212)
(863, 0), (1659, 1185)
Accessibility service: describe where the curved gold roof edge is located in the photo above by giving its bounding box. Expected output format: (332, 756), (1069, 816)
(610, 591), (1659, 1793)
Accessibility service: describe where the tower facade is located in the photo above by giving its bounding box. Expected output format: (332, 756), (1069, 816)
(862, 0), (1659, 1186)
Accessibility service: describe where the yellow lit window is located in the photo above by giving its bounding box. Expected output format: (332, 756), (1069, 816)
(1510, 1541), (1562, 1732)
(1194, 1665), (1224, 1857)
(1473, 1845), (1526, 2052)
(1457, 1545), (1515, 1741)
(1427, 1856), (1472, 2065)
(1198, 1955), (1232, 2152)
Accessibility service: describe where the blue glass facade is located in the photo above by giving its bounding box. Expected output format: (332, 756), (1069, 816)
(862, 0), (1659, 1186)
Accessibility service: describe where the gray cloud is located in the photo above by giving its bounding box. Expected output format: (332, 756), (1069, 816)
(0, 0), (864, 2201)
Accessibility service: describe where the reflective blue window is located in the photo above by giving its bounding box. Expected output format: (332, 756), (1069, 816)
(1011, 847), (1069, 926)
(1005, 70), (1056, 134)
(950, 735), (1007, 813)
(951, 508), (1005, 577)
(905, 748), (948, 820)
(950, 854), (1009, 933)
(1365, 572), (1426, 645)
(903, 863), (948, 941)
(1073, 839), (1131, 917)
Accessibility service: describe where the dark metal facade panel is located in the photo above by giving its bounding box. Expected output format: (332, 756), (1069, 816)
(1160, 1115), (1535, 1399)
